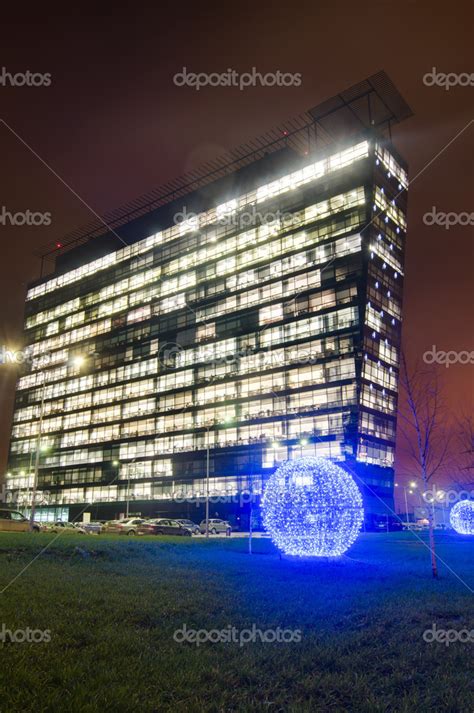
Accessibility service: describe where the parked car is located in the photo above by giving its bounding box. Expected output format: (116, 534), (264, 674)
(365, 515), (404, 532)
(176, 519), (200, 535)
(138, 519), (192, 536)
(199, 518), (232, 535)
(0, 508), (42, 532)
(102, 518), (146, 535)
(81, 522), (103, 534)
(48, 521), (87, 534)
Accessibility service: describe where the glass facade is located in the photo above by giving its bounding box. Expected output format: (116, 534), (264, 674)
(6, 135), (408, 523)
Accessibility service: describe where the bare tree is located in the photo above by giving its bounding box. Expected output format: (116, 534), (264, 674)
(398, 353), (453, 578)
(452, 412), (474, 489)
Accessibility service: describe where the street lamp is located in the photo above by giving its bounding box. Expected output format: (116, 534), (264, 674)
(29, 379), (47, 530)
(434, 489), (447, 526)
(72, 355), (86, 369)
(32, 352), (88, 527)
(395, 481), (415, 526)
(205, 425), (211, 538)
(205, 414), (235, 538)
(0, 348), (43, 526)
(113, 461), (128, 517)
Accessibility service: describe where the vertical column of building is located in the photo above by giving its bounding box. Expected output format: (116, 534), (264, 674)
(355, 138), (408, 504)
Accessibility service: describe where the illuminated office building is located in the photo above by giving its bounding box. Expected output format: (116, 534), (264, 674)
(5, 73), (412, 524)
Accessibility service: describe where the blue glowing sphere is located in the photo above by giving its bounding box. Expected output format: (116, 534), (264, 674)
(450, 500), (474, 535)
(262, 457), (364, 557)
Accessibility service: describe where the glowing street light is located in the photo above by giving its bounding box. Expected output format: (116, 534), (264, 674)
(72, 355), (86, 369)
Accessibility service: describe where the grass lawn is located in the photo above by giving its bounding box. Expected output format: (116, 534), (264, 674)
(0, 530), (473, 712)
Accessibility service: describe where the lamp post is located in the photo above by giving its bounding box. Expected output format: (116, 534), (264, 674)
(112, 460), (127, 516)
(205, 415), (235, 538)
(404, 486), (410, 525)
(395, 481), (417, 526)
(29, 379), (46, 530)
(126, 469), (130, 518)
(205, 425), (211, 538)
(1, 345), (44, 526)
(435, 488), (446, 526)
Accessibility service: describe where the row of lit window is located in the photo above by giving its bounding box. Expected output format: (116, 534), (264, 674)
(26, 141), (370, 302)
(14, 336), (354, 423)
(169, 189), (364, 279)
(362, 360), (398, 391)
(11, 370), (358, 445)
(357, 439), (394, 466)
(29, 266), (162, 332)
(375, 144), (408, 188)
(366, 303), (398, 333)
(364, 337), (399, 369)
(26, 203), (363, 359)
(374, 187), (407, 231)
(10, 384), (357, 458)
(19, 303), (359, 397)
(359, 411), (396, 441)
(360, 384), (396, 413)
(26, 188), (362, 334)
(369, 240), (404, 275)
(10, 415), (349, 465)
(26, 188), (364, 340)
(29, 196), (360, 354)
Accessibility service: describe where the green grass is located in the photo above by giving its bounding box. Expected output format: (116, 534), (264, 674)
(0, 531), (473, 712)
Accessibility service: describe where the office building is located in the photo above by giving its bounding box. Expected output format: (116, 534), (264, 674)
(5, 72), (412, 525)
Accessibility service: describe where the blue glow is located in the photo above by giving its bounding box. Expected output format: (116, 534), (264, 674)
(450, 500), (474, 535)
(262, 457), (364, 557)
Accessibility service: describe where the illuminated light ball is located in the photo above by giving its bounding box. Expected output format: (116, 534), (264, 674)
(450, 500), (474, 535)
(262, 457), (364, 557)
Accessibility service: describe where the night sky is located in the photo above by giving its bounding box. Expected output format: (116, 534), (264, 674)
(1, 2), (472, 508)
